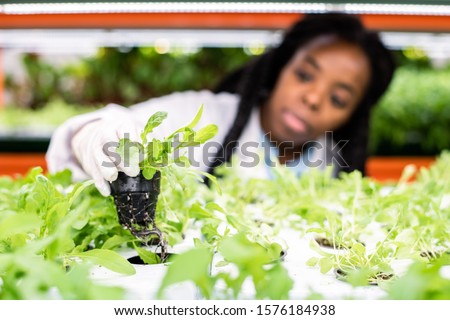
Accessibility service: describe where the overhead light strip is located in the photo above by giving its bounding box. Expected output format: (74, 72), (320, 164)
(3, 29), (450, 53)
(0, 2), (327, 14)
(1, 2), (450, 16)
(344, 3), (450, 15)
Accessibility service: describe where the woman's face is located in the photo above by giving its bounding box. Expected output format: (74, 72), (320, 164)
(262, 36), (371, 147)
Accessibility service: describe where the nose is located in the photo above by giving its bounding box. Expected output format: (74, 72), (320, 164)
(302, 83), (325, 112)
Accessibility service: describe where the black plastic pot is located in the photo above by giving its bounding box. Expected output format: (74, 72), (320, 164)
(110, 171), (161, 237)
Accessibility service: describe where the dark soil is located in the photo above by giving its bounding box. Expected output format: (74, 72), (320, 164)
(420, 250), (441, 260)
(335, 268), (394, 286)
(315, 237), (345, 249)
(315, 237), (365, 250)
(253, 219), (275, 227)
(110, 171), (161, 239)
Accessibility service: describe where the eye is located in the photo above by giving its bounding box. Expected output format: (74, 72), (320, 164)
(331, 95), (348, 109)
(295, 69), (313, 82)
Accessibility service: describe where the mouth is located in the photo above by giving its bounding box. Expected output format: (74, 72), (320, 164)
(280, 109), (312, 135)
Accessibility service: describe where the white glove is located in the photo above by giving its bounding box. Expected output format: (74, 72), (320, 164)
(71, 115), (142, 196)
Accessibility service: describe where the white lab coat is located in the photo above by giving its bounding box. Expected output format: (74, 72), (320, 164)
(46, 90), (338, 181)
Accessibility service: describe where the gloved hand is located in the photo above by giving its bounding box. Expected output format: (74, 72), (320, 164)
(72, 115), (142, 196)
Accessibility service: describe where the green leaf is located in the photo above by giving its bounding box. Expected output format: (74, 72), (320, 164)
(346, 268), (371, 287)
(62, 264), (125, 299)
(135, 247), (161, 265)
(189, 203), (213, 219)
(173, 155), (191, 168)
(148, 139), (163, 160)
(45, 202), (70, 233)
(395, 229), (417, 245)
(189, 169), (222, 195)
(306, 227), (325, 234)
(309, 238), (331, 257)
(186, 104), (204, 129)
(267, 242), (283, 262)
(47, 169), (73, 187)
(352, 242), (366, 256)
(24, 167), (44, 182)
(144, 111), (168, 134)
(141, 111), (168, 144)
(386, 260), (450, 299)
(166, 105), (203, 140)
(318, 257), (333, 274)
(260, 263), (293, 299)
(142, 167), (157, 180)
(219, 233), (268, 265)
(46, 237), (75, 260)
(194, 124), (218, 144)
(69, 249), (136, 275)
(398, 164), (417, 185)
(102, 235), (129, 250)
(157, 247), (213, 299)
(117, 138), (142, 169)
(205, 202), (226, 214)
(0, 254), (13, 271)
(0, 214), (41, 240)
(72, 216), (89, 230)
(67, 180), (95, 208)
(174, 125), (218, 148)
(306, 257), (319, 267)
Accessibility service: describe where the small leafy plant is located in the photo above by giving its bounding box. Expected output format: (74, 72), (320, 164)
(113, 105), (219, 255)
(116, 105), (218, 181)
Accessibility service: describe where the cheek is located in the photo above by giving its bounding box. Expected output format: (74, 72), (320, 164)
(267, 87), (289, 118)
(319, 110), (354, 132)
(272, 72), (298, 103)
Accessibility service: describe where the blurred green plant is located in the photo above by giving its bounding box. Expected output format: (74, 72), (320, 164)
(5, 53), (61, 110)
(5, 47), (251, 109)
(0, 100), (97, 129)
(369, 66), (450, 155)
(385, 258), (450, 299)
(4, 46), (450, 156)
(392, 47), (432, 69)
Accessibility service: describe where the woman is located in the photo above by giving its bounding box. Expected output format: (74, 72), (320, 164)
(46, 13), (396, 196)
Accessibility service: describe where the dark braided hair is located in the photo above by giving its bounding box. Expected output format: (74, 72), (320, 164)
(210, 12), (396, 176)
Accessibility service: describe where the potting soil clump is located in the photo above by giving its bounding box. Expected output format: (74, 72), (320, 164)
(110, 171), (167, 260)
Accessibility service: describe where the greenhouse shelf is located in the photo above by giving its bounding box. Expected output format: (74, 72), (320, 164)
(365, 156), (435, 182)
(0, 153), (48, 176)
(0, 153), (436, 182)
(1, 12), (450, 31)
